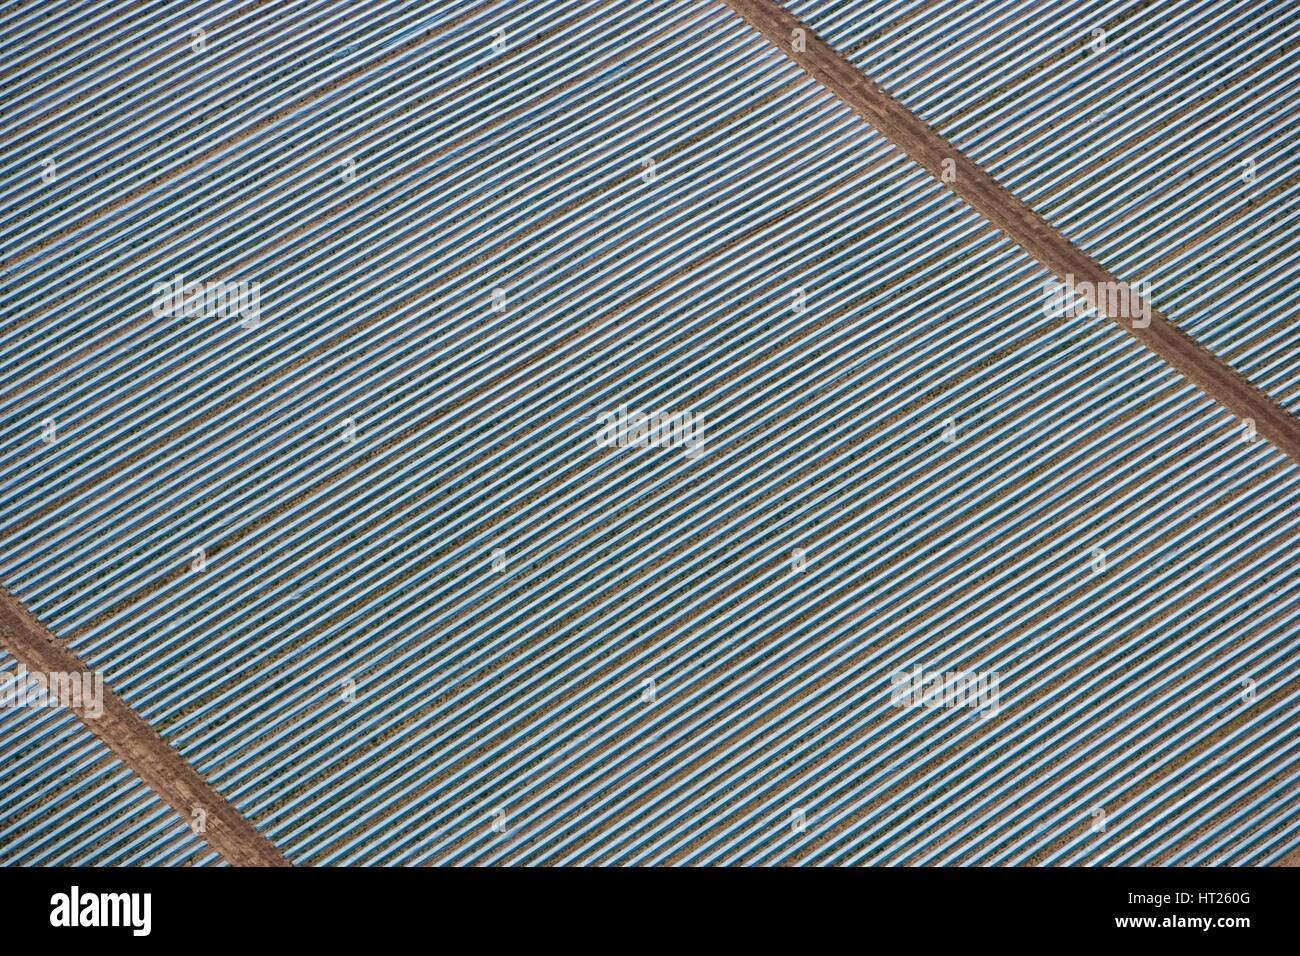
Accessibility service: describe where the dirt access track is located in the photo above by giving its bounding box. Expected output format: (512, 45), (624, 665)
(719, 0), (1300, 468)
(0, 592), (287, 867)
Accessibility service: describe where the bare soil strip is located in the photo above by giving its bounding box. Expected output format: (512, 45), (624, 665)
(716, 0), (1300, 468)
(0, 589), (289, 867)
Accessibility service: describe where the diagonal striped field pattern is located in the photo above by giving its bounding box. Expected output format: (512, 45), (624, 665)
(1, 0), (1297, 865)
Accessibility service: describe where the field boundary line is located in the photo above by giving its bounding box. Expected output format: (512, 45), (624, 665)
(715, 0), (1300, 468)
(0, 588), (289, 867)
